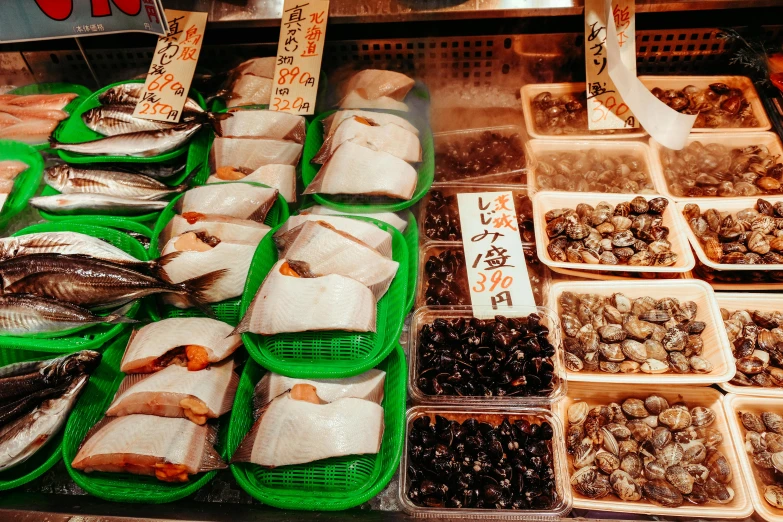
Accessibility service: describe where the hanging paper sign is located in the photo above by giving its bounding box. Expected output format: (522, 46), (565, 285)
(457, 192), (537, 320)
(584, 0), (638, 130)
(271, 0), (329, 115)
(0, 0), (167, 43)
(132, 10), (207, 123)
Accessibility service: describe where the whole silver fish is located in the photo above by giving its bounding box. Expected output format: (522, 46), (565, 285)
(0, 295), (136, 335)
(0, 231), (146, 266)
(44, 164), (189, 200)
(99, 83), (204, 113)
(0, 374), (89, 471)
(49, 123), (201, 157)
(83, 105), (184, 136)
(29, 194), (168, 216)
(101, 161), (187, 180)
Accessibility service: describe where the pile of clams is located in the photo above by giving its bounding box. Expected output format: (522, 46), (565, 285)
(545, 196), (678, 267)
(531, 91), (636, 136)
(559, 292), (712, 375)
(534, 149), (656, 194)
(568, 396), (735, 507)
(435, 130), (526, 182)
(407, 415), (558, 510)
(684, 199), (783, 266)
(723, 307), (783, 388)
(739, 410), (783, 509)
(650, 83), (759, 128)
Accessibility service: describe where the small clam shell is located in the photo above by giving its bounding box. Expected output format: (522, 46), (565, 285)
(568, 401), (589, 426)
(602, 305), (624, 325)
(567, 424), (584, 451)
(564, 351), (584, 372)
(687, 463), (710, 485)
(620, 452), (643, 478)
(689, 355), (713, 374)
(622, 398), (649, 419)
(683, 442), (707, 465)
(600, 361), (620, 373)
(641, 415), (659, 429)
(754, 450), (774, 469)
(601, 427), (619, 455)
(658, 442), (684, 468)
(668, 351), (691, 373)
(645, 395), (670, 416)
(598, 324), (627, 343)
(764, 485), (783, 509)
(745, 431), (766, 453)
(596, 450), (621, 474)
(763, 412), (783, 434)
(624, 316), (654, 341)
(606, 423), (631, 441)
(705, 477), (734, 504)
(705, 448), (732, 484)
(632, 296), (658, 317)
(641, 359), (669, 374)
(627, 419), (654, 442)
(619, 360), (641, 373)
(621, 339), (648, 364)
(772, 451), (783, 474)
(643, 479), (684, 507)
(651, 426), (672, 450)
(659, 407), (692, 430)
(739, 411), (766, 433)
(665, 464), (695, 495)
(639, 309), (672, 323)
(619, 439), (639, 456)
(610, 469), (643, 501)
(644, 340), (668, 362)
(689, 407), (716, 428)
(571, 466), (612, 498)
(645, 460), (667, 481)
(765, 433), (783, 453)
(561, 312), (582, 337)
(612, 293), (632, 314)
(573, 441), (597, 468)
(662, 328), (689, 352)
(696, 427), (724, 448)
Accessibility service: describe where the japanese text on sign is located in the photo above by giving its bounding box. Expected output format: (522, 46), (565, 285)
(271, 0), (329, 115)
(584, 0), (638, 130)
(133, 9), (207, 123)
(457, 192), (537, 320)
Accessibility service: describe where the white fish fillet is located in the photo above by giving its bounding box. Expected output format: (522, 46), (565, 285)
(227, 74), (272, 108)
(235, 260), (376, 335)
(338, 91), (408, 112)
(276, 215), (392, 258)
(0, 160), (27, 180)
(0, 118), (59, 144)
(121, 317), (242, 373)
(233, 57), (276, 79)
(342, 69), (415, 101)
(314, 117), (421, 164)
(176, 183), (279, 222)
(218, 110), (305, 143)
(0, 231), (142, 264)
(303, 205), (408, 232)
(280, 220), (398, 299)
(255, 369), (386, 406)
(237, 394), (383, 467)
(162, 214), (270, 246)
(304, 141), (417, 201)
(160, 235), (257, 306)
(208, 164), (296, 203)
(107, 359), (238, 422)
(71, 415), (224, 479)
(210, 137), (302, 171)
(324, 110), (419, 139)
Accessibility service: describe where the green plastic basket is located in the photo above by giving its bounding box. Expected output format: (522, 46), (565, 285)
(147, 183), (289, 325)
(0, 348), (74, 490)
(301, 110), (433, 212)
(0, 140), (44, 231)
(0, 222), (146, 352)
(63, 333), (228, 503)
(8, 82), (92, 151)
(240, 217), (407, 378)
(50, 216), (154, 243)
(401, 210), (418, 314)
(228, 343), (406, 510)
(53, 79), (206, 164)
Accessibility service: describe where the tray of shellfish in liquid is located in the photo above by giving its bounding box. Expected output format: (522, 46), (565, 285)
(433, 125), (527, 184)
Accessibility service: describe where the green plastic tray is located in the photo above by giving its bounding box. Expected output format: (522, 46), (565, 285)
(0, 140), (44, 231)
(63, 333), (228, 503)
(53, 79), (206, 164)
(147, 182), (289, 325)
(8, 82), (92, 151)
(0, 348), (73, 490)
(50, 216), (154, 242)
(301, 110), (433, 212)
(0, 222), (146, 352)
(240, 216), (407, 378)
(401, 210), (418, 314)
(228, 343), (406, 510)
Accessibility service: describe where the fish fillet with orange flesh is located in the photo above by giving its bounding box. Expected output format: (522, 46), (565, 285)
(107, 359), (238, 424)
(0, 160), (27, 180)
(0, 105), (67, 121)
(233, 260), (376, 335)
(302, 205), (409, 232)
(227, 74), (272, 108)
(218, 110), (305, 143)
(338, 91), (408, 112)
(6, 93), (77, 110)
(121, 317), (241, 373)
(0, 113), (22, 129)
(207, 164), (296, 203)
(159, 232), (257, 306)
(276, 214), (392, 258)
(176, 183), (279, 222)
(210, 137), (302, 171)
(0, 118), (59, 144)
(255, 369), (386, 406)
(342, 69), (415, 101)
(161, 213), (270, 246)
(232, 387), (383, 467)
(303, 141), (417, 200)
(71, 415), (225, 481)
(281, 221), (398, 299)
(323, 110), (418, 140)
(313, 116), (421, 164)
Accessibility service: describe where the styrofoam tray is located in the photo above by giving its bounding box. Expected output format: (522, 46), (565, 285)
(676, 196), (783, 271)
(520, 82), (646, 140)
(557, 382), (753, 518)
(649, 132), (783, 201)
(549, 279), (733, 385)
(526, 139), (658, 196)
(638, 75), (771, 133)
(532, 191), (695, 277)
(716, 292), (783, 397)
(724, 394), (783, 522)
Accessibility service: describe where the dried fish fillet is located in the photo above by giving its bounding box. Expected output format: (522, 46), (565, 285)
(226, 74), (272, 108)
(210, 137), (302, 171)
(276, 214), (392, 258)
(218, 110), (305, 143)
(313, 116), (421, 164)
(338, 91), (408, 112)
(342, 69), (415, 101)
(161, 213), (270, 246)
(175, 183), (279, 222)
(207, 164), (296, 203)
(323, 110), (418, 139)
(254, 369), (385, 407)
(232, 57), (276, 79)
(302, 205), (408, 232)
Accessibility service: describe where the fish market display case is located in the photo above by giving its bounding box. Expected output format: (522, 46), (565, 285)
(2, 0), (783, 521)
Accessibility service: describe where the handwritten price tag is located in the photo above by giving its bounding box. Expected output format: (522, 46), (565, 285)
(133, 9), (207, 123)
(457, 192), (537, 320)
(271, 0), (329, 115)
(585, 0), (638, 130)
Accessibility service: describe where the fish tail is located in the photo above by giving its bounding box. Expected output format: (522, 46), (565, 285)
(151, 251), (183, 277)
(173, 165), (201, 193)
(176, 269), (228, 318)
(104, 301), (139, 324)
(207, 112), (232, 137)
(48, 136), (61, 150)
(229, 310), (252, 337)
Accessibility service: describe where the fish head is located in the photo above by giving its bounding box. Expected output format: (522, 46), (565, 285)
(82, 107), (101, 127)
(51, 350), (102, 380)
(43, 164), (70, 187)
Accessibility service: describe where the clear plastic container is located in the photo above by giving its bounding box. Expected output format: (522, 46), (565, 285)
(433, 125), (527, 184)
(557, 382), (753, 519)
(526, 139), (658, 196)
(408, 305), (566, 406)
(418, 183), (534, 244)
(548, 279), (733, 386)
(399, 405), (572, 519)
(416, 241), (550, 310)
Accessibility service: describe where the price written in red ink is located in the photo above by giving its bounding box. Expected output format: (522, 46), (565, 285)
(472, 270), (514, 293)
(589, 96), (636, 127)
